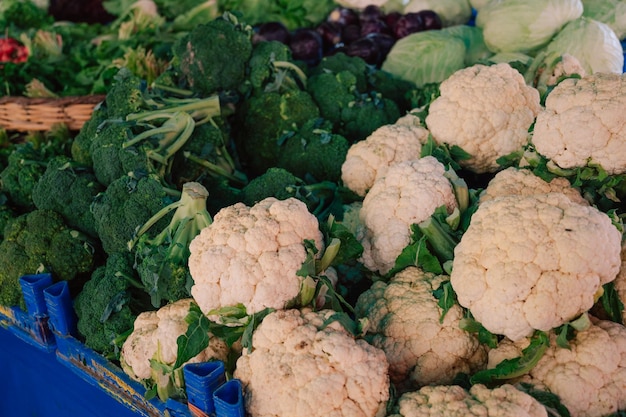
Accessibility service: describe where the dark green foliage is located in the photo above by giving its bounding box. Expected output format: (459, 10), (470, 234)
(0, 193), (17, 240)
(172, 13), (253, 96)
(0, 0), (53, 30)
(32, 155), (105, 237)
(234, 89), (320, 176)
(91, 173), (174, 255)
(74, 252), (145, 359)
(0, 209), (99, 308)
(277, 118), (350, 182)
(89, 120), (151, 186)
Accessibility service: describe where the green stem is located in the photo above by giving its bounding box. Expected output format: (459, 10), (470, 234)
(184, 151), (248, 186)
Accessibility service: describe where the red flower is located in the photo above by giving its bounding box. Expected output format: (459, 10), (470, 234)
(0, 37), (29, 64)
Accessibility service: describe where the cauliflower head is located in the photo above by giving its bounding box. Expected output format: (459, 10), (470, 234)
(487, 318), (626, 417)
(389, 384), (548, 417)
(120, 298), (230, 383)
(479, 167), (588, 205)
(450, 192), (622, 341)
(425, 63), (541, 174)
(188, 197), (324, 315)
(359, 156), (458, 275)
(233, 308), (390, 417)
(341, 122), (430, 197)
(355, 266), (488, 391)
(532, 72), (626, 175)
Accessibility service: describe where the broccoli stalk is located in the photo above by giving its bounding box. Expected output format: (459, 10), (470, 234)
(128, 182), (212, 308)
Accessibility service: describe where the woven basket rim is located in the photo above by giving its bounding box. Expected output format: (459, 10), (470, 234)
(0, 95), (106, 105)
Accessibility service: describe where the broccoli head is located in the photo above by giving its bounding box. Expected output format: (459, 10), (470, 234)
(277, 117), (350, 182)
(71, 104), (109, 167)
(74, 252), (146, 359)
(306, 69), (358, 126)
(233, 88), (320, 176)
(246, 40), (308, 94)
(129, 182), (212, 308)
(172, 118), (247, 189)
(308, 53), (369, 92)
(91, 173), (175, 255)
(105, 68), (152, 119)
(0, 143), (51, 210)
(340, 93), (401, 143)
(32, 155), (105, 237)
(0, 209), (99, 308)
(240, 167), (300, 206)
(172, 12), (253, 96)
(89, 120), (152, 187)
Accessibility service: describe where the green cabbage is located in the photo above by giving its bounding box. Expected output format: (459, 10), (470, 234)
(537, 17), (624, 74)
(381, 30), (467, 87)
(582, 0), (626, 40)
(476, 0), (584, 53)
(442, 25), (493, 65)
(404, 0), (473, 27)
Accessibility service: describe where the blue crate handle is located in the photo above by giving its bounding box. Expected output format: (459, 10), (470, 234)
(19, 273), (54, 317)
(184, 361), (226, 415)
(213, 379), (245, 417)
(43, 281), (77, 336)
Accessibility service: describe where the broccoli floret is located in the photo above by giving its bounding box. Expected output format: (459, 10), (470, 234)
(91, 173), (175, 255)
(240, 166), (345, 221)
(0, 0), (53, 30)
(0, 209), (99, 308)
(129, 182), (212, 307)
(367, 69), (420, 114)
(233, 89), (320, 176)
(0, 193), (17, 240)
(340, 93), (401, 143)
(246, 40), (308, 94)
(308, 53), (369, 92)
(172, 119), (247, 189)
(306, 70), (358, 126)
(71, 105), (109, 167)
(74, 252), (146, 359)
(172, 12), (253, 96)
(277, 117), (350, 182)
(32, 155), (105, 237)
(105, 68), (152, 119)
(307, 52), (404, 142)
(89, 120), (152, 187)
(0, 143), (50, 210)
(240, 167), (300, 206)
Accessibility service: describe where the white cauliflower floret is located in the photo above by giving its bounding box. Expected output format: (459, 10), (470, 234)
(389, 384), (548, 417)
(532, 72), (626, 175)
(425, 63), (541, 174)
(359, 156), (458, 275)
(479, 167), (588, 205)
(355, 266), (488, 392)
(234, 308), (390, 417)
(487, 318), (626, 417)
(188, 197), (324, 315)
(341, 122), (430, 197)
(450, 192), (622, 341)
(120, 299), (230, 396)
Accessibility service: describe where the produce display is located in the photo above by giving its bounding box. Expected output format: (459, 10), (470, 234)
(1, 0), (626, 417)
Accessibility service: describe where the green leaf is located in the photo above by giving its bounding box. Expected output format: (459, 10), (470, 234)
(470, 331), (550, 385)
(432, 280), (457, 323)
(324, 215), (363, 266)
(173, 302), (211, 369)
(240, 307), (274, 351)
(296, 239), (318, 277)
(600, 282), (625, 325)
(459, 316), (498, 349)
(388, 229), (443, 277)
(320, 311), (364, 337)
(517, 383), (571, 417)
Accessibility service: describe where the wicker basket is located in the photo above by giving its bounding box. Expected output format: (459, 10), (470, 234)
(0, 95), (106, 132)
